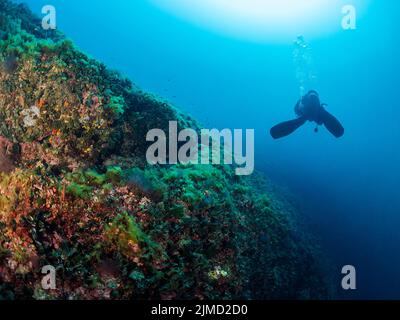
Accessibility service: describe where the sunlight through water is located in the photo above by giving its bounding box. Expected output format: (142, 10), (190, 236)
(149, 0), (370, 42)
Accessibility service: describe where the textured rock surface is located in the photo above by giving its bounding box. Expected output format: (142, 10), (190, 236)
(0, 0), (330, 300)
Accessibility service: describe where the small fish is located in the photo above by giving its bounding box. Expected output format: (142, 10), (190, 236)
(2, 54), (18, 74)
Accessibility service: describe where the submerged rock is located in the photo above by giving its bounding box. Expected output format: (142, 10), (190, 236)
(0, 136), (15, 173)
(2, 53), (18, 74)
(0, 0), (330, 300)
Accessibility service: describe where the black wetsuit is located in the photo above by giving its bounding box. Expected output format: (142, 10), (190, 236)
(270, 90), (344, 139)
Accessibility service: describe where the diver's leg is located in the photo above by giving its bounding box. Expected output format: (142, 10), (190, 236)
(321, 109), (345, 138)
(270, 117), (307, 139)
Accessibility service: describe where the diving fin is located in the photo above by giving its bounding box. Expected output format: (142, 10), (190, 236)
(270, 117), (307, 139)
(321, 109), (344, 138)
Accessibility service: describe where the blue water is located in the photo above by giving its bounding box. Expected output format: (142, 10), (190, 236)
(16, 0), (400, 299)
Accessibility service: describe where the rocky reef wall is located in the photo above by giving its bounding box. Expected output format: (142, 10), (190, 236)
(0, 0), (329, 300)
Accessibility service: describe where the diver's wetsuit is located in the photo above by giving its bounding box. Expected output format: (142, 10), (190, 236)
(270, 90), (344, 139)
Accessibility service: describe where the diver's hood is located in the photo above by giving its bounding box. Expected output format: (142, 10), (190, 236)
(307, 90), (319, 97)
(304, 90), (320, 106)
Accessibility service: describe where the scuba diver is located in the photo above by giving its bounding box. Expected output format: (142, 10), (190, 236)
(270, 90), (344, 139)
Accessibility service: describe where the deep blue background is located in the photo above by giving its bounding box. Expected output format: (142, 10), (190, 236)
(15, 0), (400, 299)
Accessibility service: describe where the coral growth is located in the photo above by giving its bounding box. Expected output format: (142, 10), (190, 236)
(0, 0), (330, 300)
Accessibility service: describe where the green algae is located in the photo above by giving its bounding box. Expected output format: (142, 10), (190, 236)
(66, 181), (93, 199)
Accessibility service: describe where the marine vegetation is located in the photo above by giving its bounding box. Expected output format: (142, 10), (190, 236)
(0, 0), (330, 300)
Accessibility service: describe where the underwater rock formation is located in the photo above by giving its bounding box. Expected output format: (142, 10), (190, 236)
(0, 0), (330, 299)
